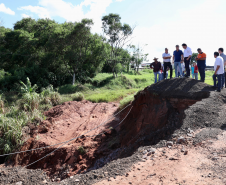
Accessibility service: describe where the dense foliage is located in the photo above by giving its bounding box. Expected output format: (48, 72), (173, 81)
(0, 16), (131, 91)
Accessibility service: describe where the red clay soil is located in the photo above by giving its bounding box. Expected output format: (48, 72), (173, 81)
(14, 100), (121, 179)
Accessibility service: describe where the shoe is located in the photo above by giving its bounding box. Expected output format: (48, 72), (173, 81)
(215, 89), (221, 92)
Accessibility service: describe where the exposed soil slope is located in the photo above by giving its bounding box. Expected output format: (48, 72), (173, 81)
(119, 78), (215, 146)
(14, 101), (121, 179)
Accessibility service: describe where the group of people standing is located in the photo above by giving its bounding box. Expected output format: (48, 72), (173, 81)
(150, 43), (226, 92)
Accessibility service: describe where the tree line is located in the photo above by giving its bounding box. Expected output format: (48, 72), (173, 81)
(0, 14), (144, 91)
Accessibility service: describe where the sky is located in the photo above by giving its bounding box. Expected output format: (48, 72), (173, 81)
(0, 0), (226, 65)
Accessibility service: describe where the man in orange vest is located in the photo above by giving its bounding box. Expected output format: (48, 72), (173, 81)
(196, 48), (206, 82)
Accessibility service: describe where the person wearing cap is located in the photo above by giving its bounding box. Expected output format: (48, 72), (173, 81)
(213, 52), (224, 92)
(162, 48), (172, 79)
(195, 48), (206, 82)
(218, 48), (226, 88)
(182, 43), (192, 77)
(173, 45), (184, 78)
(150, 58), (162, 83)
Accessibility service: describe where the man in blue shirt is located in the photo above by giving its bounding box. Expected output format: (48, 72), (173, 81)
(173, 45), (184, 77)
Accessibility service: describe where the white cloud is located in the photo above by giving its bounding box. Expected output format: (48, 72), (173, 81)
(132, 0), (226, 65)
(18, 5), (51, 19)
(21, 14), (31, 18)
(18, 0), (112, 33)
(0, 3), (15, 15)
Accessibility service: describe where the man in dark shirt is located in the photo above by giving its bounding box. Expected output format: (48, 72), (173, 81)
(150, 57), (161, 83)
(173, 45), (184, 78)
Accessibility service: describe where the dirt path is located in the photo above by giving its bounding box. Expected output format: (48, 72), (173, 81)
(95, 130), (226, 185)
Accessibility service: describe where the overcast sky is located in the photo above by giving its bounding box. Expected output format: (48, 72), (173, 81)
(1, 0), (226, 65)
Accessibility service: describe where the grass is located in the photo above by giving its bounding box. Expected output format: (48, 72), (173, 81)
(71, 92), (84, 101)
(84, 70), (215, 104)
(119, 94), (135, 109)
(85, 89), (137, 103)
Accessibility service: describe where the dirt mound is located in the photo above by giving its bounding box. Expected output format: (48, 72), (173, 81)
(14, 100), (122, 179)
(119, 78), (218, 146)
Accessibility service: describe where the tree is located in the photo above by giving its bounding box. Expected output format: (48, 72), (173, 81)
(119, 49), (131, 73)
(102, 13), (134, 78)
(64, 19), (97, 84)
(191, 53), (198, 64)
(0, 17), (123, 90)
(130, 44), (148, 73)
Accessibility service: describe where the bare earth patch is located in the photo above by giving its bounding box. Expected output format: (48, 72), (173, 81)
(95, 130), (226, 185)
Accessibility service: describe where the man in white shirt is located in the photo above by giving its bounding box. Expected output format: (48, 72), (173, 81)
(218, 48), (226, 88)
(213, 52), (224, 92)
(162, 48), (172, 79)
(182, 43), (192, 77)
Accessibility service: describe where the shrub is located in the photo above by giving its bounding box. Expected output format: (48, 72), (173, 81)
(71, 92), (84, 101)
(40, 85), (61, 106)
(18, 92), (40, 112)
(40, 85), (54, 97)
(49, 92), (61, 105)
(19, 77), (38, 94)
(58, 84), (89, 94)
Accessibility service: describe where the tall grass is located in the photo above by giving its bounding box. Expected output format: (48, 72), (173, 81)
(71, 92), (84, 101)
(0, 80), (60, 155)
(0, 107), (45, 155)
